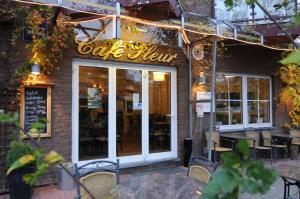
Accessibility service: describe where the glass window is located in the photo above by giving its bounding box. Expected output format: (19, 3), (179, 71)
(216, 75), (243, 125)
(247, 77), (270, 124)
(79, 66), (109, 161)
(216, 75), (271, 128)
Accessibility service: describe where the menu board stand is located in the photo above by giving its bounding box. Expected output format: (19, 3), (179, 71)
(20, 84), (52, 138)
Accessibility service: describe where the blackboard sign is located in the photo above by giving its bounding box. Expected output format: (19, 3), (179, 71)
(20, 86), (51, 137)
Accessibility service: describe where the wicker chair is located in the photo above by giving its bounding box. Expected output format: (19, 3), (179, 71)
(187, 156), (216, 184)
(289, 130), (300, 155)
(74, 160), (120, 199)
(246, 131), (272, 162)
(262, 130), (287, 160)
(205, 132), (233, 163)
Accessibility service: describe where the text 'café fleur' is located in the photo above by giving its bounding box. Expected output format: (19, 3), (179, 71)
(76, 38), (178, 63)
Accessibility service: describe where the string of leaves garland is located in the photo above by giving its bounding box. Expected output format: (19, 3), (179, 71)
(14, 6), (74, 83)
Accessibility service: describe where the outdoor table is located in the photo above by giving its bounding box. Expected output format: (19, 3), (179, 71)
(118, 171), (204, 199)
(220, 132), (249, 152)
(220, 132), (249, 140)
(276, 164), (300, 199)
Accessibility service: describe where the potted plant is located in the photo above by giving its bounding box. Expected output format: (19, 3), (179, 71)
(1, 113), (64, 199)
(6, 141), (36, 199)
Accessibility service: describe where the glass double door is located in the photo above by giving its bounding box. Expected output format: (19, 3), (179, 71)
(74, 61), (177, 164)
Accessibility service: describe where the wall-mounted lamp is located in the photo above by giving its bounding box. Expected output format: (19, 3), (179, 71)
(197, 72), (205, 85)
(31, 62), (41, 75)
(153, 72), (165, 81)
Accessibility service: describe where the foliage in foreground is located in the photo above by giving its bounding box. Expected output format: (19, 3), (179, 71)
(201, 140), (277, 199)
(1, 112), (64, 186)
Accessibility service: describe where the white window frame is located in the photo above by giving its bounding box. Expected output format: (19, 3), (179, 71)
(72, 59), (177, 167)
(218, 73), (272, 132)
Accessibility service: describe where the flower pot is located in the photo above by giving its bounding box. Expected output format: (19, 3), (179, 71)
(8, 166), (35, 199)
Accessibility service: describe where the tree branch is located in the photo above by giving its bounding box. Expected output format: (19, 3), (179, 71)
(254, 0), (298, 48)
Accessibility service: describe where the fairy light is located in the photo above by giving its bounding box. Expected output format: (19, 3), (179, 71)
(67, 15), (113, 25)
(12, 0), (294, 51)
(185, 28), (293, 52)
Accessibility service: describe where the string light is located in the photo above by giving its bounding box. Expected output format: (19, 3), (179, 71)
(12, 0), (294, 51)
(67, 15), (113, 25)
(185, 28), (293, 52)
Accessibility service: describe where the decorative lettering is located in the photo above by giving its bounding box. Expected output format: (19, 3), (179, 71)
(76, 38), (178, 64)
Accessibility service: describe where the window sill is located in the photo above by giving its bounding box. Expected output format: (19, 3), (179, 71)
(218, 123), (273, 132)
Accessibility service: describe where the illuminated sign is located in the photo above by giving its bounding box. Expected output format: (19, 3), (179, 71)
(75, 38), (178, 64)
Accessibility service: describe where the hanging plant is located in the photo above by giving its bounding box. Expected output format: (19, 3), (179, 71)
(11, 6), (74, 83)
(26, 8), (74, 75)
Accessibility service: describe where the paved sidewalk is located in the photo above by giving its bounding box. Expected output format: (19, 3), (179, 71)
(0, 159), (299, 199)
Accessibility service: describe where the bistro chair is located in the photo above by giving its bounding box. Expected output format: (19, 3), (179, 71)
(187, 155), (216, 184)
(205, 131), (233, 163)
(289, 130), (300, 156)
(246, 131), (273, 162)
(74, 159), (120, 199)
(262, 130), (287, 160)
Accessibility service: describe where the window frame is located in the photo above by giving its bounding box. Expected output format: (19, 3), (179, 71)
(217, 73), (272, 132)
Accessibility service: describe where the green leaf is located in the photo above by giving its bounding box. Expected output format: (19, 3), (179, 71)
(221, 153), (242, 168)
(44, 151), (64, 164)
(245, 0), (254, 5)
(236, 140), (250, 159)
(280, 50), (300, 65)
(224, 0), (234, 8)
(7, 155), (35, 175)
(295, 13), (300, 25)
(23, 163), (48, 185)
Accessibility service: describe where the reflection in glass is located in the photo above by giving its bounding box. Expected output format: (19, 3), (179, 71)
(116, 69), (142, 157)
(248, 101), (258, 124)
(230, 101), (242, 124)
(216, 101), (229, 125)
(216, 76), (227, 100)
(79, 66), (108, 161)
(149, 72), (171, 153)
(247, 77), (270, 124)
(259, 79), (270, 100)
(247, 78), (258, 100)
(260, 101), (270, 123)
(216, 75), (242, 125)
(229, 76), (242, 100)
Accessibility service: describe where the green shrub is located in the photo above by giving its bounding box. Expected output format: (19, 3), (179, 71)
(5, 140), (35, 168)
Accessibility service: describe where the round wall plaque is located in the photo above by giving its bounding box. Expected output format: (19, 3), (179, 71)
(192, 44), (204, 61)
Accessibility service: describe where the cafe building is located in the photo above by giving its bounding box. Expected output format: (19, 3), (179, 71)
(0, 0), (295, 189)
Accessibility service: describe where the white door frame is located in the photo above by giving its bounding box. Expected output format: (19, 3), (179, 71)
(72, 59), (177, 166)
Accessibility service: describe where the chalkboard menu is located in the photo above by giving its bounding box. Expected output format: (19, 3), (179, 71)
(20, 86), (51, 137)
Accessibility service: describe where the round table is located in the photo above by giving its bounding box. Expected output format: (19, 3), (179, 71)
(118, 171), (204, 199)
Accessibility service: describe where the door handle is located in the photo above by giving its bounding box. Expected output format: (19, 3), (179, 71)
(166, 114), (172, 117)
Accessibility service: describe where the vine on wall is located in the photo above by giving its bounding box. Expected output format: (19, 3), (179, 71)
(7, 5), (75, 83)
(279, 63), (300, 128)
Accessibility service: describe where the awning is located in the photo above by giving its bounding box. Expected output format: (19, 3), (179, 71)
(11, 0), (294, 51)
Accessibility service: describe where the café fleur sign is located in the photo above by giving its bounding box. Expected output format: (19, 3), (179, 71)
(75, 37), (178, 64)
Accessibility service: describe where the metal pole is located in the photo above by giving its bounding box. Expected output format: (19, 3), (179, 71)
(188, 44), (193, 138)
(208, 37), (217, 161)
(115, 0), (120, 39)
